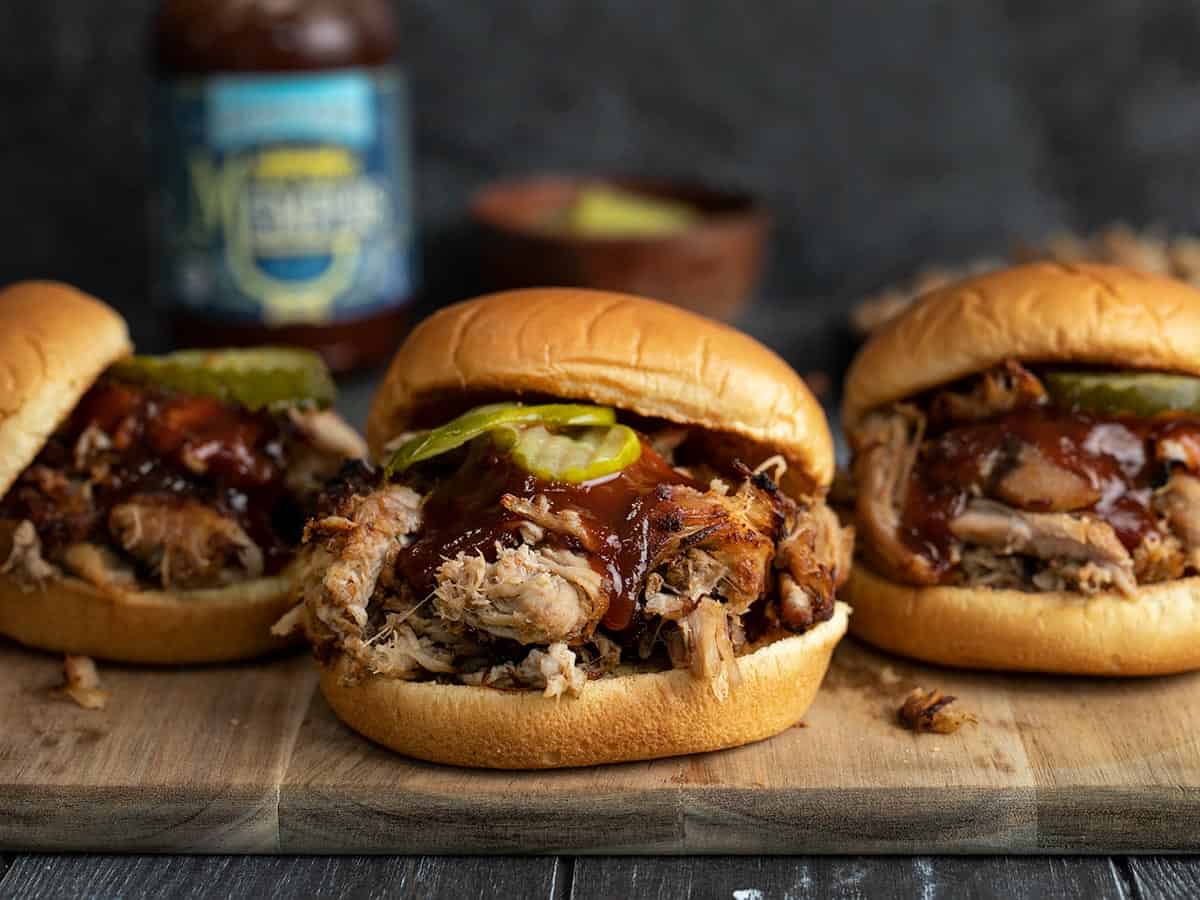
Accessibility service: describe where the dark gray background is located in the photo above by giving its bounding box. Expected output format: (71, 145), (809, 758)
(4, 0), (1200, 364)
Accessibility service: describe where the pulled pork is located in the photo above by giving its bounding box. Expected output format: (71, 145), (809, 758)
(898, 687), (977, 734)
(59, 655), (110, 710)
(434, 545), (605, 645)
(297, 432), (849, 700)
(2, 520), (58, 587)
(0, 377), (363, 593)
(849, 404), (937, 585)
(850, 360), (1200, 595)
(109, 497), (264, 589)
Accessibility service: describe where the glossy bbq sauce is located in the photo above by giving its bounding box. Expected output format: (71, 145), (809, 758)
(394, 440), (701, 634)
(0, 379), (299, 572)
(901, 406), (1200, 575)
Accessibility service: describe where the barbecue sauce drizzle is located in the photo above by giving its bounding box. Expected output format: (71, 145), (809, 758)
(901, 405), (1200, 575)
(0, 378), (301, 573)
(394, 439), (701, 634)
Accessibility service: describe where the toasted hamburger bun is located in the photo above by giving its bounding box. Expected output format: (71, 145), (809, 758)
(842, 262), (1200, 675)
(368, 287), (835, 493)
(0, 568), (296, 664)
(0, 281), (133, 497)
(0, 281), (296, 663)
(317, 288), (847, 766)
(843, 261), (1200, 429)
(321, 603), (848, 769)
(843, 566), (1200, 676)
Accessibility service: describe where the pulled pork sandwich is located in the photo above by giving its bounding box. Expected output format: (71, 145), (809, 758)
(288, 288), (851, 768)
(0, 281), (365, 664)
(842, 261), (1200, 675)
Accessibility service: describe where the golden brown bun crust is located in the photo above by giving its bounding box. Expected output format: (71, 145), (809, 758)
(319, 602), (848, 768)
(368, 288), (834, 490)
(843, 262), (1200, 428)
(0, 572), (297, 664)
(0, 281), (131, 497)
(844, 565), (1200, 676)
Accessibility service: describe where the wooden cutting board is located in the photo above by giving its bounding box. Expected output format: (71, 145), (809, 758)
(1, 635), (1197, 854)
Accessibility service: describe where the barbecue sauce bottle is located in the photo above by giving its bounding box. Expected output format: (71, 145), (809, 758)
(151, 0), (416, 372)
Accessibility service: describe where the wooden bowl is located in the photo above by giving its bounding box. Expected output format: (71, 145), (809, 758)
(472, 175), (768, 320)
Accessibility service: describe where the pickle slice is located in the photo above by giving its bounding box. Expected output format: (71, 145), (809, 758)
(110, 348), (336, 412)
(386, 403), (616, 476)
(1045, 371), (1200, 417)
(510, 424), (641, 483)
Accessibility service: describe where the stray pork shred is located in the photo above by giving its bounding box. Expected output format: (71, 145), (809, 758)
(898, 686), (977, 734)
(59, 654), (110, 710)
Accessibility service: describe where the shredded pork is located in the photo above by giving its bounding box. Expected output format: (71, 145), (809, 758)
(851, 360), (1200, 597)
(1155, 472), (1200, 571)
(302, 481), (424, 645)
(433, 544), (604, 645)
(1, 520), (57, 587)
(299, 441), (848, 698)
(60, 655), (110, 710)
(1, 379), (364, 595)
(673, 597), (741, 700)
(898, 687), (976, 734)
(949, 499), (1137, 596)
(928, 360), (1046, 427)
(850, 406), (939, 585)
(109, 497), (264, 589)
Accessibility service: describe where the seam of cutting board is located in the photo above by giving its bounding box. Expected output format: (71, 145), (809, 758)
(269, 657), (322, 853)
(267, 657), (324, 854)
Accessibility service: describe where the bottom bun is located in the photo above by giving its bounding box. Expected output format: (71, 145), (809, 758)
(0, 572), (298, 664)
(319, 602), (850, 769)
(844, 565), (1200, 676)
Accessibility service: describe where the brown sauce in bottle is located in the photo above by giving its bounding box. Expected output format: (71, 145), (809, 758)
(152, 0), (415, 373)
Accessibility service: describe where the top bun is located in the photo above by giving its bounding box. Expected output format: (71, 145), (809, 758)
(368, 288), (834, 490)
(0, 281), (132, 497)
(844, 262), (1200, 428)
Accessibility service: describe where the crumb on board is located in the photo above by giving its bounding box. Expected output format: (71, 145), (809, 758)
(898, 686), (977, 734)
(878, 665), (902, 686)
(58, 655), (110, 710)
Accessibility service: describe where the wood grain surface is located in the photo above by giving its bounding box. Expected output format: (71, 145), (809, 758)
(0, 643), (317, 852)
(2, 632), (1199, 854)
(0, 854), (1162, 900)
(0, 855), (567, 900)
(1126, 858), (1200, 900)
(569, 856), (1133, 900)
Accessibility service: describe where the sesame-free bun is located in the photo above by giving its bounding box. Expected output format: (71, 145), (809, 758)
(0, 281), (131, 497)
(368, 288), (834, 491)
(843, 262), (1200, 428)
(843, 565), (1200, 676)
(0, 569), (297, 664)
(319, 602), (848, 769)
(0, 280), (302, 664)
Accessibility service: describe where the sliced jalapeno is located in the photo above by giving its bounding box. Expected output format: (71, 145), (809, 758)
(109, 348), (336, 412)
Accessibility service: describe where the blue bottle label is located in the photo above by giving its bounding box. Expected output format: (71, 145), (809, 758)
(154, 66), (415, 325)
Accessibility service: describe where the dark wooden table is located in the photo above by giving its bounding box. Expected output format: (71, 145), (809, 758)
(0, 854), (1197, 898)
